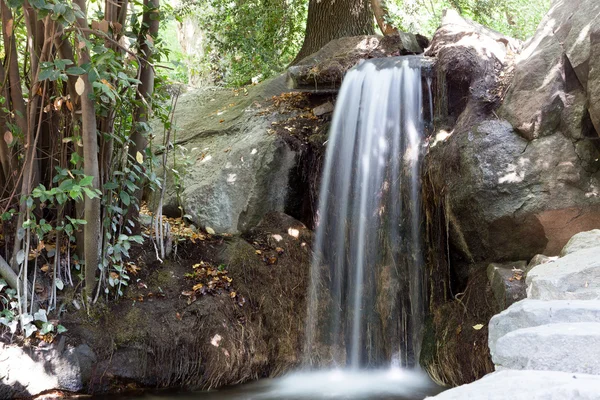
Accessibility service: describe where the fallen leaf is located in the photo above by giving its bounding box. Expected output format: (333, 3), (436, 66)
(266, 256), (278, 265)
(205, 226), (215, 235)
(230, 291), (236, 298)
(255, 250), (262, 255)
(4, 131), (13, 145)
(211, 334), (222, 347)
(473, 324), (484, 330)
(136, 151), (144, 164)
(193, 283), (204, 291)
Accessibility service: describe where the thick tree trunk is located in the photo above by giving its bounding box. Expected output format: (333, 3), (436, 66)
(292, 0), (375, 64)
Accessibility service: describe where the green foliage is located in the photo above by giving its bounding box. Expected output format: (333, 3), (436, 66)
(388, 0), (551, 40)
(0, 281), (66, 338)
(176, 0), (307, 86)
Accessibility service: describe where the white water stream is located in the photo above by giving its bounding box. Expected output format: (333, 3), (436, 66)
(305, 56), (431, 370)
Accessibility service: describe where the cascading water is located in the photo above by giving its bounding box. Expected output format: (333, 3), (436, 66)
(305, 56), (432, 370)
(107, 57), (442, 400)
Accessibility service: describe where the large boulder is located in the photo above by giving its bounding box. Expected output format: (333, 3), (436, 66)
(425, 2), (600, 279)
(0, 342), (95, 398)
(287, 33), (428, 92)
(150, 76), (318, 234)
(425, 9), (520, 126)
(432, 119), (600, 267)
(500, 0), (600, 140)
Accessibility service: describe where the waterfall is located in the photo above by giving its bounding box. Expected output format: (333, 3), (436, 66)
(305, 56), (432, 369)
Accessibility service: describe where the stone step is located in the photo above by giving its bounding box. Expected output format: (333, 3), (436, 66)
(489, 299), (600, 357)
(427, 370), (600, 400)
(527, 246), (600, 300)
(493, 322), (600, 374)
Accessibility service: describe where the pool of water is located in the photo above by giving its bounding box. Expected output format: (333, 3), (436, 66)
(99, 369), (444, 400)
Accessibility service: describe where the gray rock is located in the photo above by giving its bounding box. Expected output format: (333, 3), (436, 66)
(493, 322), (600, 374)
(500, 1), (600, 141)
(427, 370), (600, 400)
(489, 299), (600, 358)
(149, 76), (302, 234)
(425, 10), (520, 124)
(0, 342), (95, 398)
(430, 118), (600, 271)
(527, 246), (600, 300)
(312, 102), (334, 116)
(526, 254), (557, 275)
(560, 229), (600, 256)
(426, 0), (600, 279)
(287, 33), (425, 92)
(486, 261), (527, 309)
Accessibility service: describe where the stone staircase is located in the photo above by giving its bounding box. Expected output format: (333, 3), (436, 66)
(430, 230), (600, 399)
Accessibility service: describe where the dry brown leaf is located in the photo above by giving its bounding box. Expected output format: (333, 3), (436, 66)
(4, 131), (13, 145)
(75, 77), (85, 95)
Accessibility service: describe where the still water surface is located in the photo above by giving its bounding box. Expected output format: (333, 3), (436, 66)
(97, 369), (444, 400)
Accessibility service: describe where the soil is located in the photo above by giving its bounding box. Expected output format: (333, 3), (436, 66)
(61, 212), (313, 394)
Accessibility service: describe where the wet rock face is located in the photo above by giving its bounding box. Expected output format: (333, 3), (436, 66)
(426, 2), (600, 278)
(423, 2), (600, 389)
(287, 33), (427, 92)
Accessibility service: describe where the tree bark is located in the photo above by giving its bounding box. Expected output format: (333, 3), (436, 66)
(371, 0), (397, 35)
(129, 0), (159, 196)
(74, 0), (101, 300)
(292, 0), (375, 64)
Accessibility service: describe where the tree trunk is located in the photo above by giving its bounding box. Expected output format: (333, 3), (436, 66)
(129, 0), (159, 200)
(371, 0), (397, 35)
(292, 0), (375, 64)
(74, 0), (101, 300)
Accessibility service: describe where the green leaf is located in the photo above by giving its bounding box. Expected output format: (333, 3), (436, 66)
(120, 191), (131, 206)
(34, 309), (48, 323)
(41, 322), (54, 334)
(103, 182), (118, 190)
(66, 66), (86, 75)
(79, 175), (94, 187)
(83, 187), (99, 199)
(24, 323), (37, 338)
